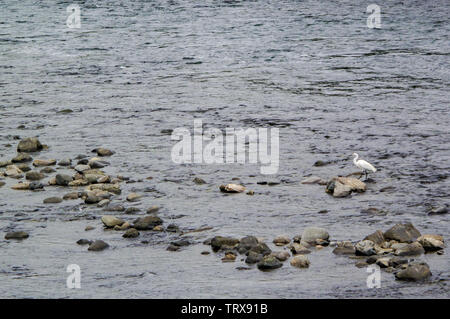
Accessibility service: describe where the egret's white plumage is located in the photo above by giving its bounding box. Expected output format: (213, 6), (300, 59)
(352, 153), (376, 179)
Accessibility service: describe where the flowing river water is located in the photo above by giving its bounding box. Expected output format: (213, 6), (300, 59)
(0, 0), (449, 298)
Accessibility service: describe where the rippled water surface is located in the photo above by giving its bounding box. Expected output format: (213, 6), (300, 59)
(0, 0), (449, 298)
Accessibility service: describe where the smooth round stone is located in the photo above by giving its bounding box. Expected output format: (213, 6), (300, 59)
(290, 255), (310, 268)
(43, 197), (63, 204)
(88, 240), (109, 251)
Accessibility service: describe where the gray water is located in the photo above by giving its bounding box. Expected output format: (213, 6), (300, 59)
(0, 0), (449, 298)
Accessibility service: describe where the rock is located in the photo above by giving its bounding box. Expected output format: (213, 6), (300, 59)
(270, 251), (291, 261)
(290, 255), (310, 268)
(237, 236), (259, 254)
(76, 239), (92, 245)
(40, 167), (55, 174)
(15, 163), (30, 172)
(123, 228), (140, 238)
(0, 160), (12, 167)
(219, 184), (246, 193)
(68, 179), (88, 187)
(29, 181), (44, 190)
(222, 252), (236, 262)
(87, 183), (121, 195)
(257, 256), (283, 270)
(273, 235), (291, 246)
(394, 242), (425, 256)
(166, 224), (179, 232)
(74, 164), (90, 173)
(167, 244), (180, 251)
(335, 177), (366, 192)
(85, 226), (95, 231)
(300, 227), (329, 246)
(364, 230), (385, 245)
(153, 225), (164, 231)
(58, 159), (72, 166)
(103, 204), (125, 212)
(126, 193), (142, 202)
(375, 257), (391, 268)
(93, 148), (114, 157)
(389, 256), (409, 268)
(248, 243), (272, 256)
(5, 231), (29, 239)
(63, 192), (79, 200)
(133, 216), (163, 230)
(5, 165), (23, 178)
(32, 159), (56, 167)
(201, 251), (210, 255)
(395, 262), (431, 281)
(12, 153), (32, 163)
(417, 234), (445, 252)
(114, 222), (130, 231)
(211, 236), (240, 251)
(146, 206), (159, 214)
(101, 215), (125, 228)
(43, 197), (63, 204)
(332, 241), (356, 255)
(84, 194), (100, 204)
(355, 240), (377, 256)
(11, 182), (30, 190)
(245, 251), (263, 264)
(332, 181), (352, 197)
(125, 207), (141, 214)
(427, 206), (448, 215)
(17, 137), (42, 152)
(88, 240), (109, 251)
(290, 243), (312, 255)
(25, 171), (44, 181)
(384, 223), (421, 243)
(193, 177), (206, 185)
(0, 181), (5, 187)
(301, 176), (326, 185)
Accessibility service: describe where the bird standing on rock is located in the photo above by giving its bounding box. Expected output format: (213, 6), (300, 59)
(352, 153), (377, 180)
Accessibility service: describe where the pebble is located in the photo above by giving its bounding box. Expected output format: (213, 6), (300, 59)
(101, 215), (125, 228)
(126, 193), (142, 202)
(76, 239), (93, 245)
(257, 256), (283, 271)
(123, 228), (140, 238)
(88, 240), (109, 251)
(94, 148), (114, 157)
(133, 215), (163, 230)
(273, 235), (291, 246)
(5, 231), (29, 239)
(12, 153), (32, 163)
(63, 192), (80, 200)
(32, 159), (56, 167)
(43, 197), (63, 204)
(300, 227), (329, 246)
(17, 137), (43, 152)
(395, 262), (431, 281)
(25, 171), (44, 181)
(219, 184), (246, 193)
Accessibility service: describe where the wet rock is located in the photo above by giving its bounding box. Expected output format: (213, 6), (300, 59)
(193, 177), (206, 185)
(114, 222), (130, 231)
(222, 252), (237, 262)
(5, 165), (23, 178)
(123, 228), (140, 238)
(417, 234), (445, 252)
(153, 225), (164, 231)
(74, 164), (90, 173)
(43, 197), (63, 204)
(336, 177), (366, 192)
(32, 159), (56, 167)
(257, 255), (283, 270)
(290, 255), (310, 268)
(84, 194), (100, 204)
(167, 244), (180, 251)
(16, 163), (31, 172)
(355, 261), (369, 268)
(12, 153), (32, 163)
(332, 241), (356, 255)
(88, 240), (109, 251)
(76, 239), (93, 245)
(300, 227), (329, 246)
(85, 226), (95, 231)
(364, 230), (385, 245)
(384, 223), (421, 243)
(427, 205), (448, 215)
(11, 182), (30, 190)
(126, 193), (142, 202)
(313, 160), (329, 167)
(237, 236), (259, 254)
(273, 235), (291, 246)
(211, 236), (240, 252)
(133, 216), (163, 230)
(146, 206), (159, 214)
(248, 242), (272, 256)
(394, 242), (425, 256)
(93, 147), (114, 157)
(331, 181), (352, 197)
(219, 184), (246, 193)
(395, 262), (431, 281)
(26, 171), (44, 181)
(68, 179), (88, 187)
(40, 167), (55, 174)
(290, 243), (312, 255)
(17, 137), (42, 152)
(103, 204), (125, 212)
(270, 251), (290, 262)
(355, 240), (377, 256)
(29, 181), (44, 190)
(0, 181), (5, 188)
(97, 199), (110, 207)
(375, 257), (391, 268)
(5, 231), (29, 240)
(58, 159), (72, 166)
(201, 251), (210, 255)
(101, 215), (125, 228)
(125, 207), (141, 214)
(0, 160), (12, 167)
(389, 256), (409, 268)
(166, 224), (179, 232)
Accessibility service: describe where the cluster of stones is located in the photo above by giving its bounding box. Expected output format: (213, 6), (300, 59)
(204, 227), (330, 271)
(331, 223), (444, 281)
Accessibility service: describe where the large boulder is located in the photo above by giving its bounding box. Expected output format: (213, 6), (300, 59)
(364, 230), (385, 245)
(384, 223), (421, 243)
(417, 234), (445, 252)
(394, 242), (425, 256)
(17, 137), (43, 152)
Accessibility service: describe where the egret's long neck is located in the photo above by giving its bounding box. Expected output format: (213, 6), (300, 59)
(353, 154), (358, 165)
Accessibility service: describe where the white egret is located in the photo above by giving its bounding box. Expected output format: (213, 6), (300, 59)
(352, 153), (377, 180)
